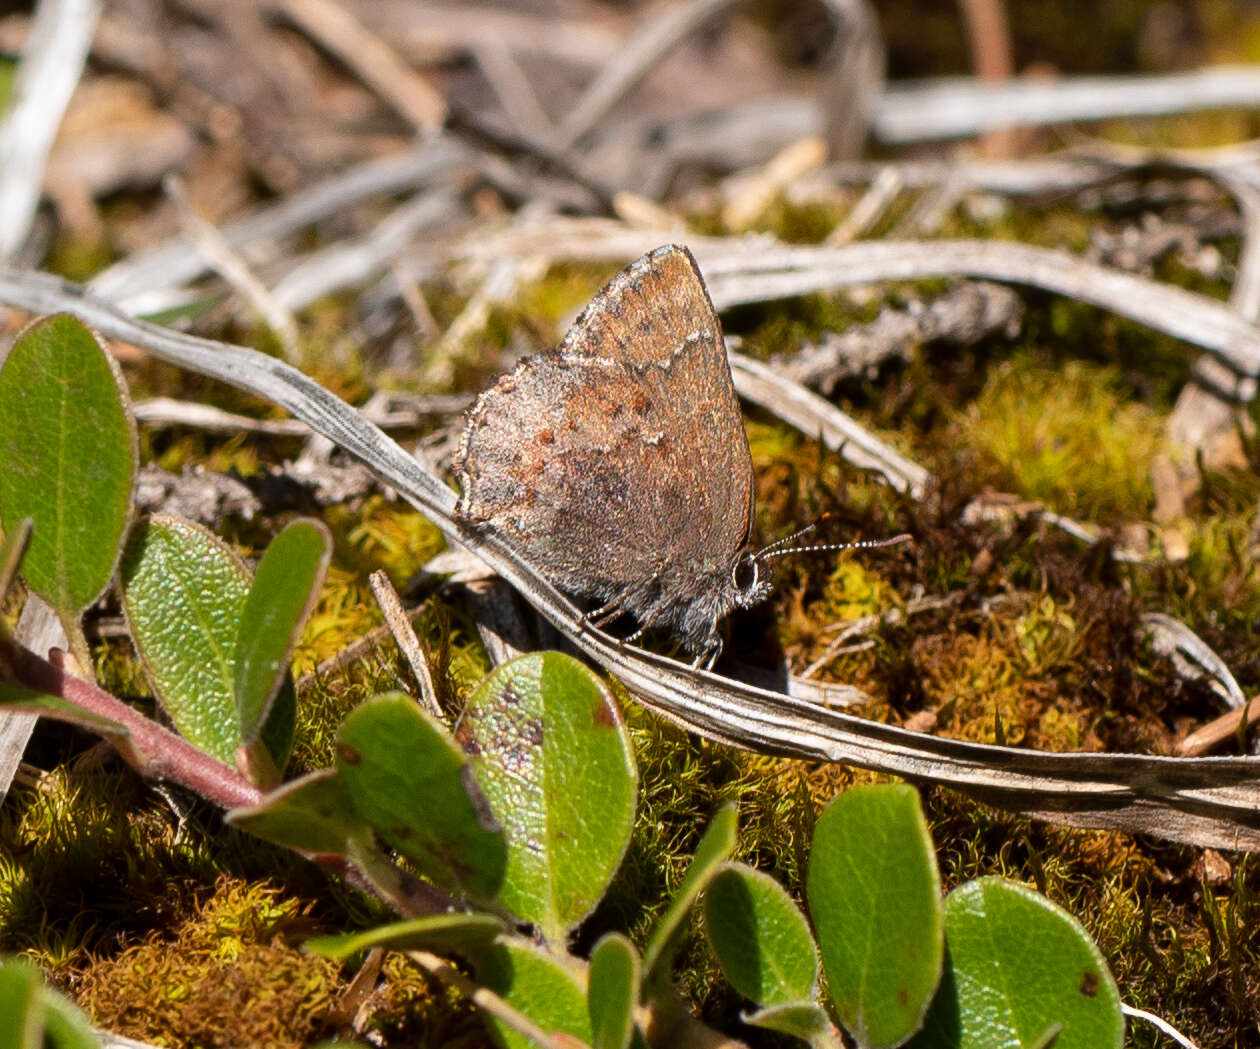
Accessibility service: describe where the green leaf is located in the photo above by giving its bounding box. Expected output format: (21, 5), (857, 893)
(0, 683), (129, 738)
(807, 784), (943, 1049)
(704, 863), (817, 1007)
(305, 914), (505, 961)
(234, 519), (330, 744)
(0, 314), (136, 624)
(457, 652), (636, 943)
(908, 878), (1123, 1049)
(336, 692), (506, 900)
(0, 958), (43, 1049)
(744, 1001), (838, 1046)
(226, 769), (369, 856)
(588, 933), (640, 1049)
(120, 514), (250, 764)
(40, 990), (103, 1049)
(475, 937), (592, 1049)
(641, 802), (737, 978)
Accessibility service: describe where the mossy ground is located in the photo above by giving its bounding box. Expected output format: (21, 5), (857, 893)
(9, 37), (1260, 1049)
(9, 229), (1259, 1046)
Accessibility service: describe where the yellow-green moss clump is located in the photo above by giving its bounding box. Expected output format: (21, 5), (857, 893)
(73, 878), (341, 1049)
(960, 354), (1163, 523)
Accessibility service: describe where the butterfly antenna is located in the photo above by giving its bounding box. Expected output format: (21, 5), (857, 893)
(753, 521), (820, 559)
(756, 532), (913, 563)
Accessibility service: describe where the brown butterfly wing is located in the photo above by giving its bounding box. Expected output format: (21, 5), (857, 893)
(454, 245), (754, 648)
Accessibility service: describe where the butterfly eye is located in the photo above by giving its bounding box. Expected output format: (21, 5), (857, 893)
(731, 555), (762, 600)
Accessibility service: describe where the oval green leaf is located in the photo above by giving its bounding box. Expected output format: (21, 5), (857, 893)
(704, 862), (818, 1007)
(226, 769), (368, 856)
(457, 652), (636, 943)
(0, 683), (129, 739)
(120, 514), (250, 764)
(305, 913), (505, 961)
(908, 878), (1123, 1049)
(39, 989), (102, 1049)
(807, 783), (943, 1049)
(234, 518), (330, 744)
(642, 802), (737, 979)
(0, 958), (43, 1049)
(474, 937), (592, 1049)
(337, 692), (506, 900)
(0, 315), (137, 623)
(744, 1001), (838, 1045)
(588, 933), (640, 1049)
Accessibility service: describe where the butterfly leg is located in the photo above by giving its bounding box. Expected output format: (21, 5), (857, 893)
(691, 637), (724, 671)
(582, 597), (626, 629)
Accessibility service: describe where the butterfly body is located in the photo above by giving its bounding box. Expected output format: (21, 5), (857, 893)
(454, 245), (768, 661)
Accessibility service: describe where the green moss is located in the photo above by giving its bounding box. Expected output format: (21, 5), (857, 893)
(72, 878), (343, 1049)
(959, 353), (1162, 522)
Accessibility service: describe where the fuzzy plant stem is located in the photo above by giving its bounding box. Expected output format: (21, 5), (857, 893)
(6, 641), (263, 810)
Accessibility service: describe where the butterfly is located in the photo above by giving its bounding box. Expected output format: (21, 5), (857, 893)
(453, 244), (769, 666)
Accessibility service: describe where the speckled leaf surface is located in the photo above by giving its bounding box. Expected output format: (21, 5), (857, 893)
(909, 878), (1123, 1049)
(336, 692), (506, 901)
(808, 784), (943, 1049)
(120, 514), (249, 765)
(457, 652), (636, 943)
(0, 314), (136, 622)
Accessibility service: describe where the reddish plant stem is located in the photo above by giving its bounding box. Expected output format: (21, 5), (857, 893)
(11, 643), (263, 810)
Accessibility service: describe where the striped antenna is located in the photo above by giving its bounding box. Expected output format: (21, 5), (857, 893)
(753, 515), (912, 563)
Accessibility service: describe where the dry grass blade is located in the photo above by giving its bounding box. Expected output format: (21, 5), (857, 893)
(274, 0), (447, 133)
(0, 0), (100, 261)
(88, 138), (472, 305)
(874, 65), (1260, 143)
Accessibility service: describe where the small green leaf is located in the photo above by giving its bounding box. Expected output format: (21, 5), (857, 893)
(40, 990), (102, 1049)
(641, 802), (737, 978)
(474, 937), (592, 1049)
(704, 863), (817, 1007)
(807, 784), (943, 1049)
(0, 315), (137, 627)
(337, 692), (506, 900)
(234, 519), (330, 744)
(744, 1001), (837, 1046)
(908, 878), (1123, 1049)
(0, 683), (129, 738)
(120, 515), (250, 763)
(588, 933), (640, 1049)
(226, 769), (368, 856)
(457, 652), (636, 943)
(0, 958), (42, 1049)
(305, 914), (505, 961)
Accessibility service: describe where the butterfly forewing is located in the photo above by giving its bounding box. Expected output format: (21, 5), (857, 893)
(454, 245), (756, 648)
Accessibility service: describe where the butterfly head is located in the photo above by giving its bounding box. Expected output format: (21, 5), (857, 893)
(730, 551), (773, 609)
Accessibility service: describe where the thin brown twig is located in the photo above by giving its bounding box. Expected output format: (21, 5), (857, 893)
(273, 0), (447, 134)
(368, 571), (442, 719)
